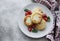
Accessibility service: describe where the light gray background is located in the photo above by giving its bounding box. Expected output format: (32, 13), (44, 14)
(0, 0), (48, 41)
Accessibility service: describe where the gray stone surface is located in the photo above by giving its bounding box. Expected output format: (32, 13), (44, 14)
(0, 0), (48, 41)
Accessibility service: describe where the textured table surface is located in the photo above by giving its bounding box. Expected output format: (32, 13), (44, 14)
(0, 0), (48, 41)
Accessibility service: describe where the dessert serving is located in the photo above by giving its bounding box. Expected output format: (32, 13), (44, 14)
(24, 7), (50, 33)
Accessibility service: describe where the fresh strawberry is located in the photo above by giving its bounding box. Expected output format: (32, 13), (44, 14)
(24, 9), (32, 16)
(25, 12), (29, 16)
(28, 27), (32, 32)
(42, 14), (47, 18)
(31, 24), (36, 28)
(43, 17), (48, 21)
(27, 10), (32, 15)
(42, 14), (48, 21)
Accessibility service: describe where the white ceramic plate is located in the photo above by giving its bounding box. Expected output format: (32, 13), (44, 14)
(18, 3), (54, 38)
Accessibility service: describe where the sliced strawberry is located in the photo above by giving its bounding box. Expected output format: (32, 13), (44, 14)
(25, 12), (29, 16)
(28, 27), (32, 32)
(31, 24), (36, 28)
(42, 14), (48, 21)
(42, 14), (47, 18)
(24, 9), (32, 16)
(25, 11), (32, 16)
(43, 17), (48, 21)
(27, 11), (32, 15)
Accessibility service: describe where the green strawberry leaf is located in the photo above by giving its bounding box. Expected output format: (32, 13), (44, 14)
(24, 9), (29, 12)
(32, 29), (38, 33)
(47, 16), (50, 22)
